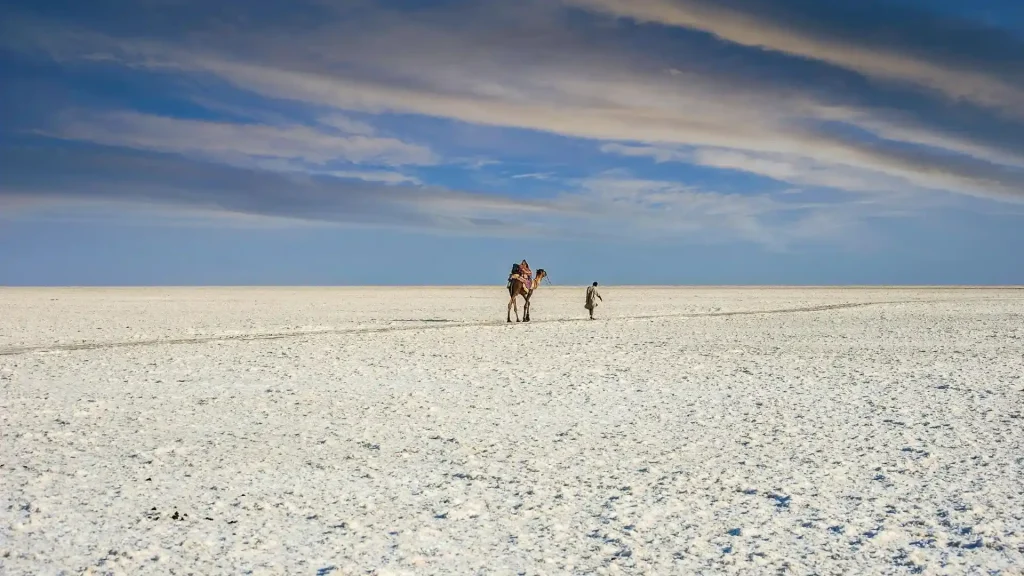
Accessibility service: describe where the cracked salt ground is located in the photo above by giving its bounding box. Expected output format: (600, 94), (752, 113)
(1, 287), (1023, 574)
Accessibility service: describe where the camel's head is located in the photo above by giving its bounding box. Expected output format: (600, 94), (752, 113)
(534, 269), (547, 288)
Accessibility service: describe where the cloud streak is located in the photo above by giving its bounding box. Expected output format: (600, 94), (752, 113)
(43, 110), (438, 168)
(558, 174), (863, 247)
(0, 143), (553, 231)
(563, 0), (1024, 115)
(2, 0), (1023, 248)
(0, 140), (876, 248)
(17, 2), (1022, 201)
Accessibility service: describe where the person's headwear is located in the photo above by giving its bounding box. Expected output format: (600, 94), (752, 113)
(593, 282), (598, 286)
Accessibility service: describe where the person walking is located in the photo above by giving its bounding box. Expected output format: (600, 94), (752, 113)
(585, 282), (603, 319)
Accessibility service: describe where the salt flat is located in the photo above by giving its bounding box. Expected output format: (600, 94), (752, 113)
(2, 287), (1023, 575)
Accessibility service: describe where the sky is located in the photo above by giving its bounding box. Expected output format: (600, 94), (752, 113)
(1, 0), (1023, 285)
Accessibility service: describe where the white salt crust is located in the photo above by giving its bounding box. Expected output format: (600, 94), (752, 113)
(1, 287), (1023, 574)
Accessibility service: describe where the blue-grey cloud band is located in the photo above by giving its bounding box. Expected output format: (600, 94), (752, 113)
(2, 0), (1022, 244)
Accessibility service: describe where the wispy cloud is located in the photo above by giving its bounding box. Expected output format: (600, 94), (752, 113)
(600, 143), (984, 199)
(512, 172), (556, 180)
(41, 110), (438, 168)
(2, 0), (1022, 247)
(553, 174), (870, 248)
(0, 144), (556, 233)
(563, 0), (1024, 115)
(16, 2), (1022, 202)
(0, 141), (882, 248)
(317, 114), (378, 137)
(319, 170), (421, 185)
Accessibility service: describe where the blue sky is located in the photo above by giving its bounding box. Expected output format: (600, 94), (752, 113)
(1, 0), (1023, 285)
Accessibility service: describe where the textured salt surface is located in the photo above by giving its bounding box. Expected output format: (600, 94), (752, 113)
(2, 287), (1023, 574)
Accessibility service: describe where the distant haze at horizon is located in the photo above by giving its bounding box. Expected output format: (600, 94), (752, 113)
(2, 0), (1023, 285)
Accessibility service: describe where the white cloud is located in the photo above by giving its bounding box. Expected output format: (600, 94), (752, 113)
(562, 0), (1024, 116)
(0, 143), (568, 237)
(600, 143), (690, 164)
(49, 20), (1021, 203)
(4, 0), (1024, 244)
(318, 114), (378, 136)
(511, 172), (555, 180)
(600, 140), (1024, 203)
(601, 143), (922, 194)
(44, 110), (439, 168)
(550, 174), (863, 248)
(9, 4), (1024, 199)
(319, 170), (421, 185)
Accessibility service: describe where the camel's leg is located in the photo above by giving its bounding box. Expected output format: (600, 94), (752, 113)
(507, 291), (520, 322)
(523, 293), (531, 322)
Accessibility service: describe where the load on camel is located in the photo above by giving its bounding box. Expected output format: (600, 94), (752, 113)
(507, 260), (547, 323)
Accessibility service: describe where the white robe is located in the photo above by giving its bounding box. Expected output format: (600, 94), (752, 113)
(585, 285), (601, 309)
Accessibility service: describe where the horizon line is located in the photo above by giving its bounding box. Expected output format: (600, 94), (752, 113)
(2, 284), (1023, 289)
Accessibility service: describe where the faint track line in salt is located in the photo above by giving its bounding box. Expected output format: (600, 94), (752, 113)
(0, 297), (1019, 357)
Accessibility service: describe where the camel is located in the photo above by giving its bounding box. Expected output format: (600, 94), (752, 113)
(507, 268), (547, 323)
